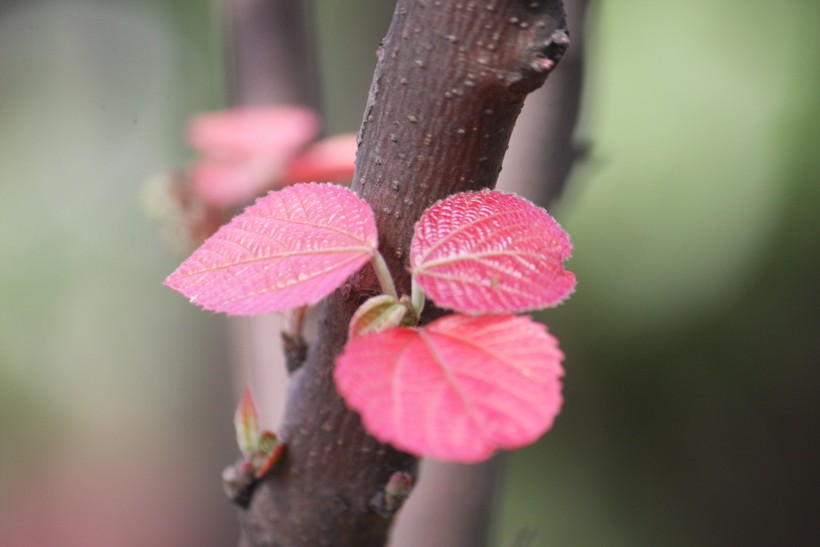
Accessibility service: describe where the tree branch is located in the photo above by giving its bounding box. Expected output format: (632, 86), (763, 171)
(237, 1), (568, 545)
(391, 2), (586, 545)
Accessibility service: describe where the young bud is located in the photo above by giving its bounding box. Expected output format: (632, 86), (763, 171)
(348, 295), (408, 339)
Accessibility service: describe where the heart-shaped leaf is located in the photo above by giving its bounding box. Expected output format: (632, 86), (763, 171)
(165, 183), (377, 315)
(335, 314), (564, 462)
(411, 190), (576, 314)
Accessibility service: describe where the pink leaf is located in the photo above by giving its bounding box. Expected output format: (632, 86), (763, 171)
(190, 155), (285, 209)
(187, 106), (319, 158)
(280, 133), (358, 185)
(186, 106), (320, 208)
(165, 183), (378, 315)
(411, 190), (576, 314)
(335, 314), (564, 462)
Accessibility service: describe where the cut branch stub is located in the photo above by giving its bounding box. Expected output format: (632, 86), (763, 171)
(411, 190), (575, 314)
(165, 183), (378, 315)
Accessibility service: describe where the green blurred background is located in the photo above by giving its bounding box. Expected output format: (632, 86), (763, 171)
(0, 1), (817, 545)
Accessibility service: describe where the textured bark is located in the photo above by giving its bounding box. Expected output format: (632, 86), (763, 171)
(236, 1), (569, 546)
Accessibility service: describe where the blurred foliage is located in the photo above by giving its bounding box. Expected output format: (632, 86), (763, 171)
(0, 1), (237, 544)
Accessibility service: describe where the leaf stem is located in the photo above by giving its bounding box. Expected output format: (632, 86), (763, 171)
(371, 252), (398, 300)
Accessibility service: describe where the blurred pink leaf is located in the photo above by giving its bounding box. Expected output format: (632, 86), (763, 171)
(335, 314), (564, 462)
(411, 190), (576, 314)
(281, 133), (358, 184)
(188, 106), (319, 158)
(234, 388), (260, 457)
(165, 183), (378, 315)
(190, 156), (286, 210)
(186, 106), (320, 208)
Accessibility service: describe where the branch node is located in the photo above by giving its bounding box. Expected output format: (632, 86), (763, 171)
(369, 470), (415, 518)
(281, 331), (308, 374)
(540, 28), (570, 64)
(509, 27), (570, 93)
(222, 459), (258, 509)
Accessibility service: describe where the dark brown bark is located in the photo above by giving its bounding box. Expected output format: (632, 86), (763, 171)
(236, 1), (569, 546)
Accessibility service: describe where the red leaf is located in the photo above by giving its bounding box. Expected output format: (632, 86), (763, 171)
(188, 106), (319, 158)
(335, 314), (564, 462)
(186, 106), (320, 208)
(165, 184), (377, 315)
(280, 133), (358, 185)
(190, 155), (285, 209)
(411, 190), (576, 314)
